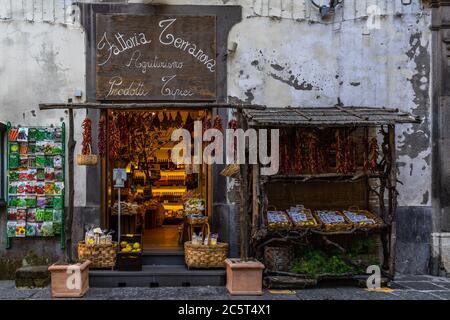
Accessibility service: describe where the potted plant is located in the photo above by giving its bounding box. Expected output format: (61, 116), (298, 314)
(48, 260), (91, 298)
(225, 162), (265, 295)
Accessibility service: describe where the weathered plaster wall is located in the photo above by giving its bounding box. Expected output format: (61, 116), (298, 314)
(0, 1), (86, 272)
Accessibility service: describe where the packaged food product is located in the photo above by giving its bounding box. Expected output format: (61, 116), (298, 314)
(16, 196), (27, 208)
(25, 182), (35, 194)
(17, 128), (28, 142)
(36, 168), (45, 181)
(28, 128), (37, 142)
(55, 170), (63, 181)
(19, 142), (28, 155)
(25, 197), (37, 208)
(53, 155), (62, 169)
(42, 221), (54, 237)
(9, 170), (19, 181)
(10, 142), (19, 153)
(16, 209), (27, 221)
(27, 208), (36, 222)
(9, 128), (19, 142)
(17, 182), (26, 194)
(45, 168), (55, 181)
(36, 209), (46, 222)
(45, 128), (55, 140)
(54, 182), (64, 195)
(45, 196), (53, 208)
(36, 141), (45, 154)
(9, 196), (18, 207)
(54, 128), (62, 142)
(53, 209), (62, 221)
(27, 169), (37, 181)
(45, 182), (55, 195)
(36, 155), (46, 168)
(26, 223), (37, 236)
(44, 142), (54, 155)
(9, 182), (18, 194)
(16, 222), (26, 237)
(9, 154), (19, 168)
(35, 223), (43, 236)
(28, 156), (36, 168)
(7, 222), (17, 237)
(45, 156), (54, 168)
(343, 210), (376, 226)
(53, 143), (63, 155)
(7, 208), (17, 221)
(28, 142), (36, 154)
(19, 156), (28, 168)
(34, 182), (44, 195)
(37, 196), (46, 208)
(53, 196), (63, 209)
(36, 129), (46, 142)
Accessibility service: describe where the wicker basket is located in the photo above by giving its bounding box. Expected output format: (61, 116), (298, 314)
(184, 241), (228, 269)
(343, 207), (385, 230)
(287, 208), (321, 230)
(186, 215), (208, 225)
(266, 210), (292, 232)
(264, 246), (294, 272)
(313, 210), (353, 232)
(77, 241), (117, 269)
(77, 144), (98, 166)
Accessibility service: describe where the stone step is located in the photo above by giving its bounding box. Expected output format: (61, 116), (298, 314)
(89, 265), (225, 288)
(15, 265), (50, 288)
(142, 250), (185, 266)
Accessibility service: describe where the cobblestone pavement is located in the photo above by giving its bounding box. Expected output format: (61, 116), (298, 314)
(1, 275), (450, 300)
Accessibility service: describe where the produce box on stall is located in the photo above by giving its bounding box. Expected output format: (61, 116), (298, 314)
(5, 124), (65, 249)
(117, 234), (143, 271)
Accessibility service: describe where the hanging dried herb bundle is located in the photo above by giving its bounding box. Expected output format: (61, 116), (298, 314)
(152, 113), (160, 129)
(108, 113), (120, 160)
(161, 112), (169, 130)
(98, 115), (107, 158)
(81, 117), (92, 155)
(175, 111), (183, 128)
(213, 115), (223, 132)
(369, 137), (379, 172)
(203, 112), (212, 132)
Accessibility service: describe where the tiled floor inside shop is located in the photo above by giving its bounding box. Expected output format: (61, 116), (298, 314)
(143, 225), (181, 251)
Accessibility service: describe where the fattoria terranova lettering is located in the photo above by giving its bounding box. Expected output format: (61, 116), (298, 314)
(95, 15), (217, 101)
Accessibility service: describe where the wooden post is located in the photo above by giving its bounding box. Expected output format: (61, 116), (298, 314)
(251, 164), (260, 238)
(388, 125), (397, 278)
(238, 110), (249, 261)
(66, 109), (76, 262)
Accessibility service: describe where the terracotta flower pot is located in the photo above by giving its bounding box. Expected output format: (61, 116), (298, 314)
(48, 260), (91, 298)
(225, 258), (265, 295)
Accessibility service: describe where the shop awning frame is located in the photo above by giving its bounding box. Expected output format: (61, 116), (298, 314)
(39, 102), (267, 110)
(242, 106), (421, 127)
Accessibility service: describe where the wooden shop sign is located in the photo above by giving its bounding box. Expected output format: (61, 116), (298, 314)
(96, 14), (217, 101)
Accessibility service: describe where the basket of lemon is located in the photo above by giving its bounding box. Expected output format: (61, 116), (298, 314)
(117, 234), (143, 271)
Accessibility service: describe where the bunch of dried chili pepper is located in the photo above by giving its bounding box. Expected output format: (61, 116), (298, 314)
(81, 117), (92, 155)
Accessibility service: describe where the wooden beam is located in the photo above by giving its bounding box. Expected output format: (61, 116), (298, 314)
(66, 109), (76, 263)
(39, 102), (267, 110)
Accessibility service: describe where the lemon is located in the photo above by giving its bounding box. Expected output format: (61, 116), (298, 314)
(133, 242), (140, 249)
(120, 241), (128, 248)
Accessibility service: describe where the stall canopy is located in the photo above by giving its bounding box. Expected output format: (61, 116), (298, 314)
(242, 106), (421, 127)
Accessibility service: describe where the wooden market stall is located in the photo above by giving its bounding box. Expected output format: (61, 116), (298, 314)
(237, 106), (420, 281)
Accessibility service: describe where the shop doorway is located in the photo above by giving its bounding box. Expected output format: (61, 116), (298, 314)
(104, 109), (211, 251)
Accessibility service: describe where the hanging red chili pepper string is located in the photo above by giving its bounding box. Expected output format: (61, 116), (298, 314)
(81, 117), (92, 155)
(98, 115), (107, 158)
